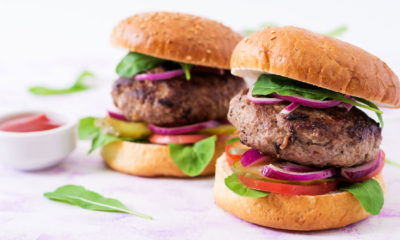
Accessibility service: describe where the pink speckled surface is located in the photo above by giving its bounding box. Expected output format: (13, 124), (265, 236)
(2, 1), (400, 239)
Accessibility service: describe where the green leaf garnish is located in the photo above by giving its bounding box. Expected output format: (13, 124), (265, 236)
(179, 63), (192, 80)
(243, 22), (278, 36)
(224, 173), (269, 198)
(386, 159), (400, 168)
(340, 179), (384, 215)
(169, 135), (217, 176)
(29, 71), (94, 95)
(326, 25), (348, 37)
(226, 137), (240, 145)
(44, 185), (152, 219)
(354, 97), (384, 128)
(252, 74), (383, 126)
(78, 117), (120, 153)
(116, 52), (164, 78)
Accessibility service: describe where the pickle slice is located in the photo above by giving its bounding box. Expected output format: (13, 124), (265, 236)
(231, 160), (335, 185)
(98, 116), (151, 139)
(196, 124), (236, 135)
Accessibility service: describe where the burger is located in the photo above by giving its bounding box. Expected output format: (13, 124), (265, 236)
(78, 12), (245, 177)
(214, 26), (400, 230)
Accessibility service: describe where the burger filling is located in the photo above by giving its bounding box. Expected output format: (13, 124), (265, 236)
(224, 73), (385, 216)
(78, 51), (245, 176)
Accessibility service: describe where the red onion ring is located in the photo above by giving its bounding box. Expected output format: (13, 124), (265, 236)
(279, 162), (316, 172)
(134, 69), (184, 81)
(247, 89), (284, 104)
(272, 93), (342, 108)
(341, 150), (383, 180)
(107, 110), (127, 121)
(148, 120), (220, 135)
(240, 149), (270, 167)
(280, 102), (300, 115)
(261, 164), (336, 181)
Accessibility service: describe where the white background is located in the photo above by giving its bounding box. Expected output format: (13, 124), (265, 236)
(1, 1), (400, 239)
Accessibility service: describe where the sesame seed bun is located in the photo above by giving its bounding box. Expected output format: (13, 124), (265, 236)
(111, 12), (242, 69)
(100, 138), (225, 177)
(231, 26), (400, 108)
(213, 153), (385, 231)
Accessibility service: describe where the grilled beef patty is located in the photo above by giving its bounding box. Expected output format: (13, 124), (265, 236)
(228, 89), (382, 168)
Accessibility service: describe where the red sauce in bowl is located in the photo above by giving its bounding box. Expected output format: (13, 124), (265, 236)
(0, 114), (63, 133)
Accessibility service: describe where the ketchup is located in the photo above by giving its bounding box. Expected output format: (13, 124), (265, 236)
(0, 114), (63, 133)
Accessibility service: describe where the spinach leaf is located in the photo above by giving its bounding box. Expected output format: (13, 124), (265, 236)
(44, 185), (152, 219)
(224, 173), (269, 198)
(29, 71), (94, 95)
(89, 132), (120, 154)
(169, 135), (217, 176)
(179, 63), (192, 80)
(340, 179), (384, 215)
(354, 97), (384, 128)
(252, 74), (383, 123)
(116, 52), (164, 78)
(226, 137), (240, 145)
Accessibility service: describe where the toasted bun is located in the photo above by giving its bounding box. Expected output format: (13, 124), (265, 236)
(231, 26), (400, 108)
(111, 12), (242, 69)
(101, 139), (225, 177)
(214, 153), (385, 231)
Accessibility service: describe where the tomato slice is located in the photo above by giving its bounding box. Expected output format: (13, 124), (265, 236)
(238, 175), (338, 195)
(225, 142), (248, 166)
(0, 114), (62, 132)
(148, 134), (210, 145)
(346, 151), (385, 182)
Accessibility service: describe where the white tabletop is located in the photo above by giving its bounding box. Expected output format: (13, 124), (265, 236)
(1, 1), (400, 239)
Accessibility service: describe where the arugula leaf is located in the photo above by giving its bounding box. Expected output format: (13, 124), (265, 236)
(354, 97), (384, 128)
(78, 117), (120, 153)
(340, 179), (384, 215)
(29, 71), (94, 95)
(44, 185), (152, 219)
(226, 137), (240, 145)
(243, 22), (278, 36)
(179, 63), (192, 80)
(326, 25), (348, 37)
(225, 173), (269, 198)
(116, 52), (164, 78)
(78, 117), (100, 140)
(252, 74), (383, 119)
(89, 132), (120, 154)
(169, 135), (217, 176)
(386, 159), (400, 168)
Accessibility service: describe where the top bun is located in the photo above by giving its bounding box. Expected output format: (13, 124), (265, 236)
(111, 12), (242, 69)
(231, 26), (400, 108)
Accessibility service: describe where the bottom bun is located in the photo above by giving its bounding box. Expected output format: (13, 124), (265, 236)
(213, 153), (385, 231)
(101, 139), (225, 177)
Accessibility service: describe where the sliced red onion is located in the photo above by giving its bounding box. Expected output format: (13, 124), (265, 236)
(134, 69), (184, 81)
(279, 162), (317, 172)
(272, 93), (341, 108)
(280, 102), (300, 115)
(341, 150), (383, 180)
(240, 149), (270, 167)
(247, 89), (284, 104)
(107, 110), (127, 121)
(261, 164), (336, 181)
(148, 120), (220, 135)
(192, 66), (224, 75)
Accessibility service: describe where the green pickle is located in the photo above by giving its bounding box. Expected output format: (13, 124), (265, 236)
(231, 160), (335, 185)
(196, 124), (236, 135)
(98, 116), (151, 139)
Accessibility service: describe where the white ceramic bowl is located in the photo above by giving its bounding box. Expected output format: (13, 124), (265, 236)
(0, 110), (78, 171)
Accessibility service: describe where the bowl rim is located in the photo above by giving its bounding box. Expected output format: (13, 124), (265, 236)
(0, 109), (77, 138)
